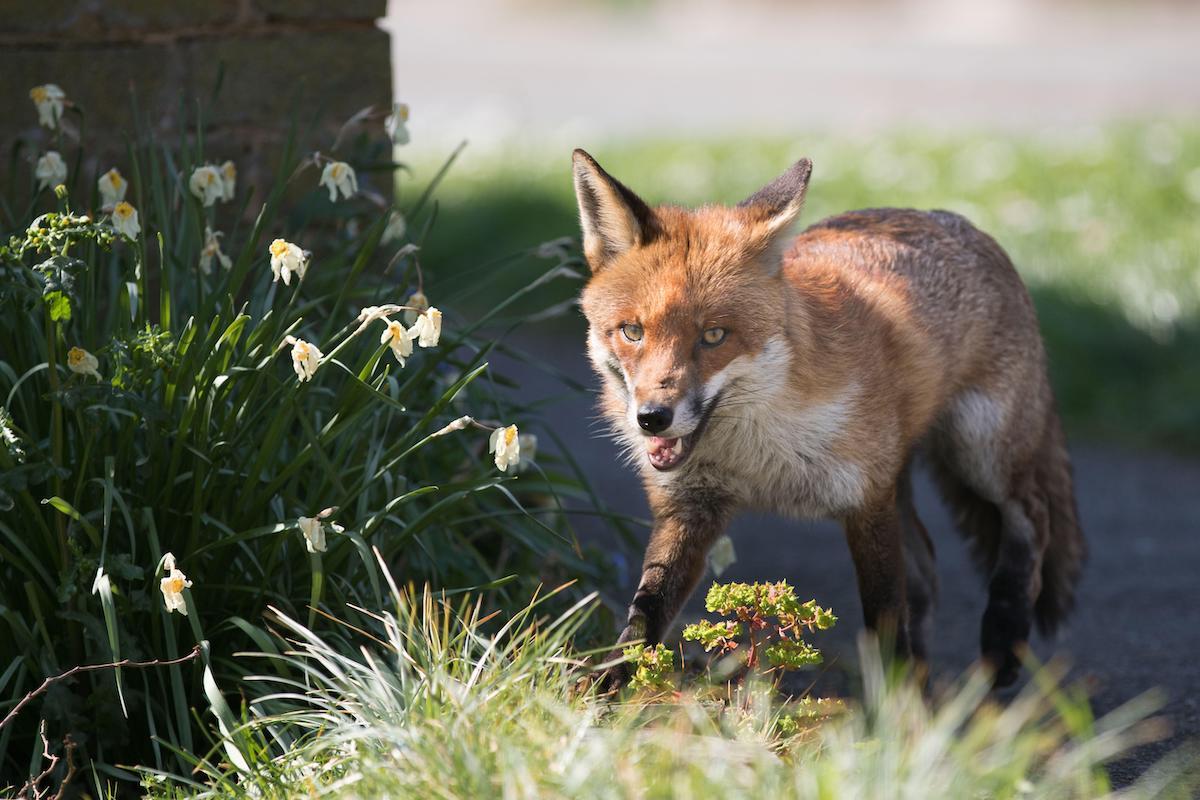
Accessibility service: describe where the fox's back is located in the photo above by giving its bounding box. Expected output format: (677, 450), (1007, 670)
(783, 208), (1043, 395)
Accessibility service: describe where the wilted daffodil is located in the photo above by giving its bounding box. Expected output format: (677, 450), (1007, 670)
(319, 161), (358, 202)
(189, 164), (224, 207)
(219, 160), (236, 201)
(382, 210), (407, 244)
(410, 307), (441, 347)
(159, 552), (193, 616)
(285, 336), (322, 382)
(269, 238), (308, 285)
(199, 226), (231, 274)
(67, 346), (101, 380)
(490, 424), (520, 472)
(385, 102), (410, 145)
(112, 201), (140, 239)
(98, 167), (127, 211)
(403, 290), (428, 325)
(30, 84), (66, 129)
(35, 151), (67, 190)
(297, 509), (344, 554)
(381, 318), (414, 365)
(517, 433), (537, 472)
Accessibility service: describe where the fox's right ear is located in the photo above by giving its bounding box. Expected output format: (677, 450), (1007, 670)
(572, 149), (657, 271)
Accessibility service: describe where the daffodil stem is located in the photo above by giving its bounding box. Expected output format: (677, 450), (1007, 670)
(43, 306), (66, 567)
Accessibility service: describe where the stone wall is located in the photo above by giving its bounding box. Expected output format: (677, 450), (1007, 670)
(0, 0), (391, 201)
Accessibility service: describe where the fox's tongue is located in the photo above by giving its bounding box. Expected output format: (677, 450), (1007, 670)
(647, 436), (678, 456)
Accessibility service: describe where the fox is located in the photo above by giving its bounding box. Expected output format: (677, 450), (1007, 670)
(572, 149), (1085, 688)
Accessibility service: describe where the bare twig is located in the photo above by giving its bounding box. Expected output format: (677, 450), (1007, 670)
(16, 721), (77, 800)
(0, 645), (202, 732)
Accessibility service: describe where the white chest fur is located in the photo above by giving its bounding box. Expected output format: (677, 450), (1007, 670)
(672, 339), (868, 519)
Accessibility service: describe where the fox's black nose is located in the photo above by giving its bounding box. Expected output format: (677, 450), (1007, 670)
(637, 405), (673, 434)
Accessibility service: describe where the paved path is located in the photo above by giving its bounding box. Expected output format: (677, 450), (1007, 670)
(387, 0), (1200, 145)
(498, 334), (1200, 786)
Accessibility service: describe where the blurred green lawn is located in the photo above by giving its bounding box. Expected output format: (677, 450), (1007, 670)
(408, 124), (1200, 451)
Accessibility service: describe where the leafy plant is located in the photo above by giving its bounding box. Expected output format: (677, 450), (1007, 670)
(0, 85), (614, 790)
(683, 581), (836, 675)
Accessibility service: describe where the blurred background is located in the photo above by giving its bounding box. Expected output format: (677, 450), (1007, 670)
(385, 0), (1200, 780)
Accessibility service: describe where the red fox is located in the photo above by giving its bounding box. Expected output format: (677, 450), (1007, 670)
(573, 149), (1085, 687)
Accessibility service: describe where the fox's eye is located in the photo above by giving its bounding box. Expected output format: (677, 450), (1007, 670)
(701, 327), (727, 347)
(620, 323), (644, 343)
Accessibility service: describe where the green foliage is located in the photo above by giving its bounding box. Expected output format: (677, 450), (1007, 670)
(138, 577), (1187, 800)
(0, 94), (612, 789)
(683, 581), (835, 674)
(624, 643), (675, 694)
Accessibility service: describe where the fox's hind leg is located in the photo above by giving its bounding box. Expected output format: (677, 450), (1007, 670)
(932, 388), (1057, 687)
(898, 462), (937, 663)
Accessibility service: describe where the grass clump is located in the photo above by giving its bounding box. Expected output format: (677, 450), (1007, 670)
(140, 568), (1189, 799)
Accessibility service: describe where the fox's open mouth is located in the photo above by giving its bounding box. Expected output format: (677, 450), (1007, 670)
(643, 394), (720, 472)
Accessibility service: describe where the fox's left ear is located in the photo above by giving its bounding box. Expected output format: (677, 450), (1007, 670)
(572, 149), (657, 272)
(738, 158), (813, 238)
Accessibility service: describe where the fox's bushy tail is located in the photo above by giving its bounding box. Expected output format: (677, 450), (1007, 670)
(1031, 406), (1085, 635)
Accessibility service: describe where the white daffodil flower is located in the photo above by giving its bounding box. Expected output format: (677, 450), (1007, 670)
(286, 336), (322, 382)
(97, 167), (127, 211)
(517, 433), (537, 472)
(319, 161), (358, 202)
(382, 210), (407, 244)
(67, 346), (101, 380)
(297, 509), (345, 554)
(111, 201), (140, 239)
(380, 318), (414, 365)
(489, 424), (521, 472)
(269, 238), (308, 285)
(189, 164), (224, 207)
(30, 84), (66, 129)
(385, 103), (410, 145)
(199, 226), (231, 274)
(160, 557), (193, 616)
(297, 516), (326, 553)
(35, 151), (67, 190)
(409, 306), (441, 347)
(219, 160), (236, 201)
(402, 290), (428, 325)
(91, 565), (110, 596)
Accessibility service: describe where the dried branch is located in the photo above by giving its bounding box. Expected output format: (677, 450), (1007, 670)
(0, 644), (202, 732)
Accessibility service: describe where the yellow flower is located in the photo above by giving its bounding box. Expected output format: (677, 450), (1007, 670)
(35, 151), (67, 190)
(219, 160), (237, 201)
(319, 161), (358, 202)
(30, 84), (66, 129)
(286, 336), (323, 382)
(97, 167), (127, 211)
(111, 201), (141, 239)
(409, 307), (441, 347)
(159, 552), (193, 616)
(380, 318), (414, 365)
(269, 238), (308, 285)
(66, 346), (101, 380)
(489, 424), (520, 472)
(199, 226), (231, 274)
(297, 510), (344, 554)
(189, 164), (224, 207)
(386, 102), (410, 145)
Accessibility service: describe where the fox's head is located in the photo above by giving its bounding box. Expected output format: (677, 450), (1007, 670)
(574, 149), (812, 473)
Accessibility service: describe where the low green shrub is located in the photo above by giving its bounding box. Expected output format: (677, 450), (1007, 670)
(0, 86), (612, 790)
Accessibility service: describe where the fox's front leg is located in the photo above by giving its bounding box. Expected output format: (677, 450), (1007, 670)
(843, 492), (912, 659)
(600, 492), (732, 688)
